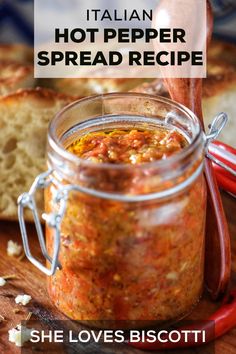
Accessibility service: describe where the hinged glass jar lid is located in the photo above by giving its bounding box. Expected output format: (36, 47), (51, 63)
(18, 93), (228, 325)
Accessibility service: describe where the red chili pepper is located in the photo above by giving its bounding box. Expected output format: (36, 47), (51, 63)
(213, 163), (235, 181)
(209, 141), (236, 196)
(214, 171), (236, 196)
(212, 141), (236, 157)
(128, 289), (236, 350)
(209, 142), (236, 175)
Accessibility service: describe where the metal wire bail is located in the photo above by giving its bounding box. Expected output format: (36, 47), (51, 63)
(205, 112), (228, 147)
(205, 112), (236, 177)
(18, 170), (62, 276)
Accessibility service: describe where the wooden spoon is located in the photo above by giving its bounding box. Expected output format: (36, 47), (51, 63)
(155, 0), (231, 299)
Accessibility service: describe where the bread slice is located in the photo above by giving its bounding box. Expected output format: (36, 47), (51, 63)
(0, 88), (73, 221)
(51, 78), (151, 97)
(0, 61), (35, 96)
(0, 44), (33, 63)
(132, 40), (236, 148)
(202, 41), (236, 148)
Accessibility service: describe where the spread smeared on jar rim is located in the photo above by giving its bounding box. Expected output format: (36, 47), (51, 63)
(68, 128), (188, 164)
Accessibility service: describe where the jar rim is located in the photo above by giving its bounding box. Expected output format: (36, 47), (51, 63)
(48, 92), (203, 171)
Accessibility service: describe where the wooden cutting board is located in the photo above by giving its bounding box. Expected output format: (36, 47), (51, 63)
(0, 192), (235, 354)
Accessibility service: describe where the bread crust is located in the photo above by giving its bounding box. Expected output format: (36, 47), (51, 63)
(0, 44), (33, 63)
(52, 78), (151, 97)
(203, 59), (236, 98)
(0, 61), (35, 96)
(0, 86), (73, 105)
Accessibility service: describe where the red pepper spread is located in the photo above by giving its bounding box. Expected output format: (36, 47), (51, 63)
(46, 126), (206, 326)
(68, 128), (187, 163)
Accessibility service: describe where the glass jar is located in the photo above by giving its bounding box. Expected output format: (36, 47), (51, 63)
(19, 93), (208, 327)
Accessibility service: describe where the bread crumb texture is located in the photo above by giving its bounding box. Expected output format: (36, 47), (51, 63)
(15, 294), (32, 306)
(0, 88), (73, 221)
(8, 324), (33, 347)
(0, 277), (6, 286)
(7, 240), (22, 256)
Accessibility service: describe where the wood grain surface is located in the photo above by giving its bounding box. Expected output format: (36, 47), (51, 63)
(0, 192), (235, 354)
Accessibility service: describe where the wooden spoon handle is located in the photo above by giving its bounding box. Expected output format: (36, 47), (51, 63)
(163, 79), (202, 124)
(164, 76), (231, 300)
(204, 160), (231, 298)
(150, 0), (231, 299)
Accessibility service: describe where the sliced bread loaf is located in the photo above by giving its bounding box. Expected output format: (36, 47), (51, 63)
(0, 88), (73, 221)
